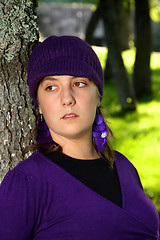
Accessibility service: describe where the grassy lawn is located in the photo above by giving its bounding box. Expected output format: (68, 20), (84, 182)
(94, 46), (160, 213)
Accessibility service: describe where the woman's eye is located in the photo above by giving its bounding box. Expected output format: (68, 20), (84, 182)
(74, 82), (86, 88)
(46, 85), (57, 91)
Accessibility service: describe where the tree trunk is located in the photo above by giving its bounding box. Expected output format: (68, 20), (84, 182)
(85, 1), (103, 45)
(104, 50), (112, 81)
(0, 0), (39, 182)
(120, 0), (131, 50)
(133, 0), (152, 98)
(104, 0), (131, 81)
(101, 0), (136, 111)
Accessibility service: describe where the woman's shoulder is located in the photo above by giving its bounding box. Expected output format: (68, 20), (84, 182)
(114, 150), (135, 168)
(114, 150), (138, 174)
(114, 150), (143, 188)
(6, 150), (66, 185)
(6, 151), (52, 182)
(15, 150), (45, 169)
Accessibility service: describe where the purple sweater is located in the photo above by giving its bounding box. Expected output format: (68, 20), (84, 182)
(0, 151), (159, 239)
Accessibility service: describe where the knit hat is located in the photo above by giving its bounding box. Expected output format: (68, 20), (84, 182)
(28, 36), (104, 107)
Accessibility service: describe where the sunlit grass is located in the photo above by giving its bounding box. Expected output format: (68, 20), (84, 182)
(94, 46), (160, 212)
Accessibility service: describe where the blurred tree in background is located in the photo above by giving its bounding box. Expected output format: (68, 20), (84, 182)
(134, 0), (152, 99)
(86, 0), (153, 111)
(101, 0), (136, 112)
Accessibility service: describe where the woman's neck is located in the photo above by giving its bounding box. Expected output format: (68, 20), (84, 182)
(51, 134), (100, 160)
(62, 141), (100, 160)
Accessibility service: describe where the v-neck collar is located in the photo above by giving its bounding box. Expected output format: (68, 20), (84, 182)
(37, 151), (124, 210)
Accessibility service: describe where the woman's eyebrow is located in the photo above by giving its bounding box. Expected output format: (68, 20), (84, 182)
(40, 77), (58, 85)
(43, 76), (57, 81)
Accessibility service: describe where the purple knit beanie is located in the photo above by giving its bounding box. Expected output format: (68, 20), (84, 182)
(28, 36), (104, 107)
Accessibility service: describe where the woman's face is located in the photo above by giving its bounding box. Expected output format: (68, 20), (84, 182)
(37, 75), (100, 143)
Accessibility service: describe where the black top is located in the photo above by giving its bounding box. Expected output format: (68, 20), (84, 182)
(47, 151), (122, 208)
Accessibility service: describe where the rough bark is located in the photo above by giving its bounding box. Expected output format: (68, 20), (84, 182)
(101, 0), (136, 111)
(133, 0), (152, 98)
(0, 0), (39, 182)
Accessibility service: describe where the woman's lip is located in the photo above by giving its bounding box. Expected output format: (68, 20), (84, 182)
(62, 113), (78, 119)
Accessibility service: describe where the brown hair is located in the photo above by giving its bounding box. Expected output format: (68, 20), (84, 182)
(23, 107), (115, 168)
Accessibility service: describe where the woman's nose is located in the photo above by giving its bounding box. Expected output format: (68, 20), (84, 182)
(61, 88), (76, 106)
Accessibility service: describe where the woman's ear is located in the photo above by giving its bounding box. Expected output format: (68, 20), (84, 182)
(38, 105), (43, 115)
(97, 99), (101, 108)
(97, 96), (101, 108)
(36, 96), (42, 114)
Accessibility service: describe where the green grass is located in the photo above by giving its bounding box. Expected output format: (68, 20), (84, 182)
(94, 46), (160, 213)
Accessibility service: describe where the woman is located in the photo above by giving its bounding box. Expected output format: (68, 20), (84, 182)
(0, 36), (159, 239)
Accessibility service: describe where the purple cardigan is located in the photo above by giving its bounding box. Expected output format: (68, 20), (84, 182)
(0, 151), (159, 239)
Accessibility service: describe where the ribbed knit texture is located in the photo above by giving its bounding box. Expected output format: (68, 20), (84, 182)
(28, 36), (104, 106)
